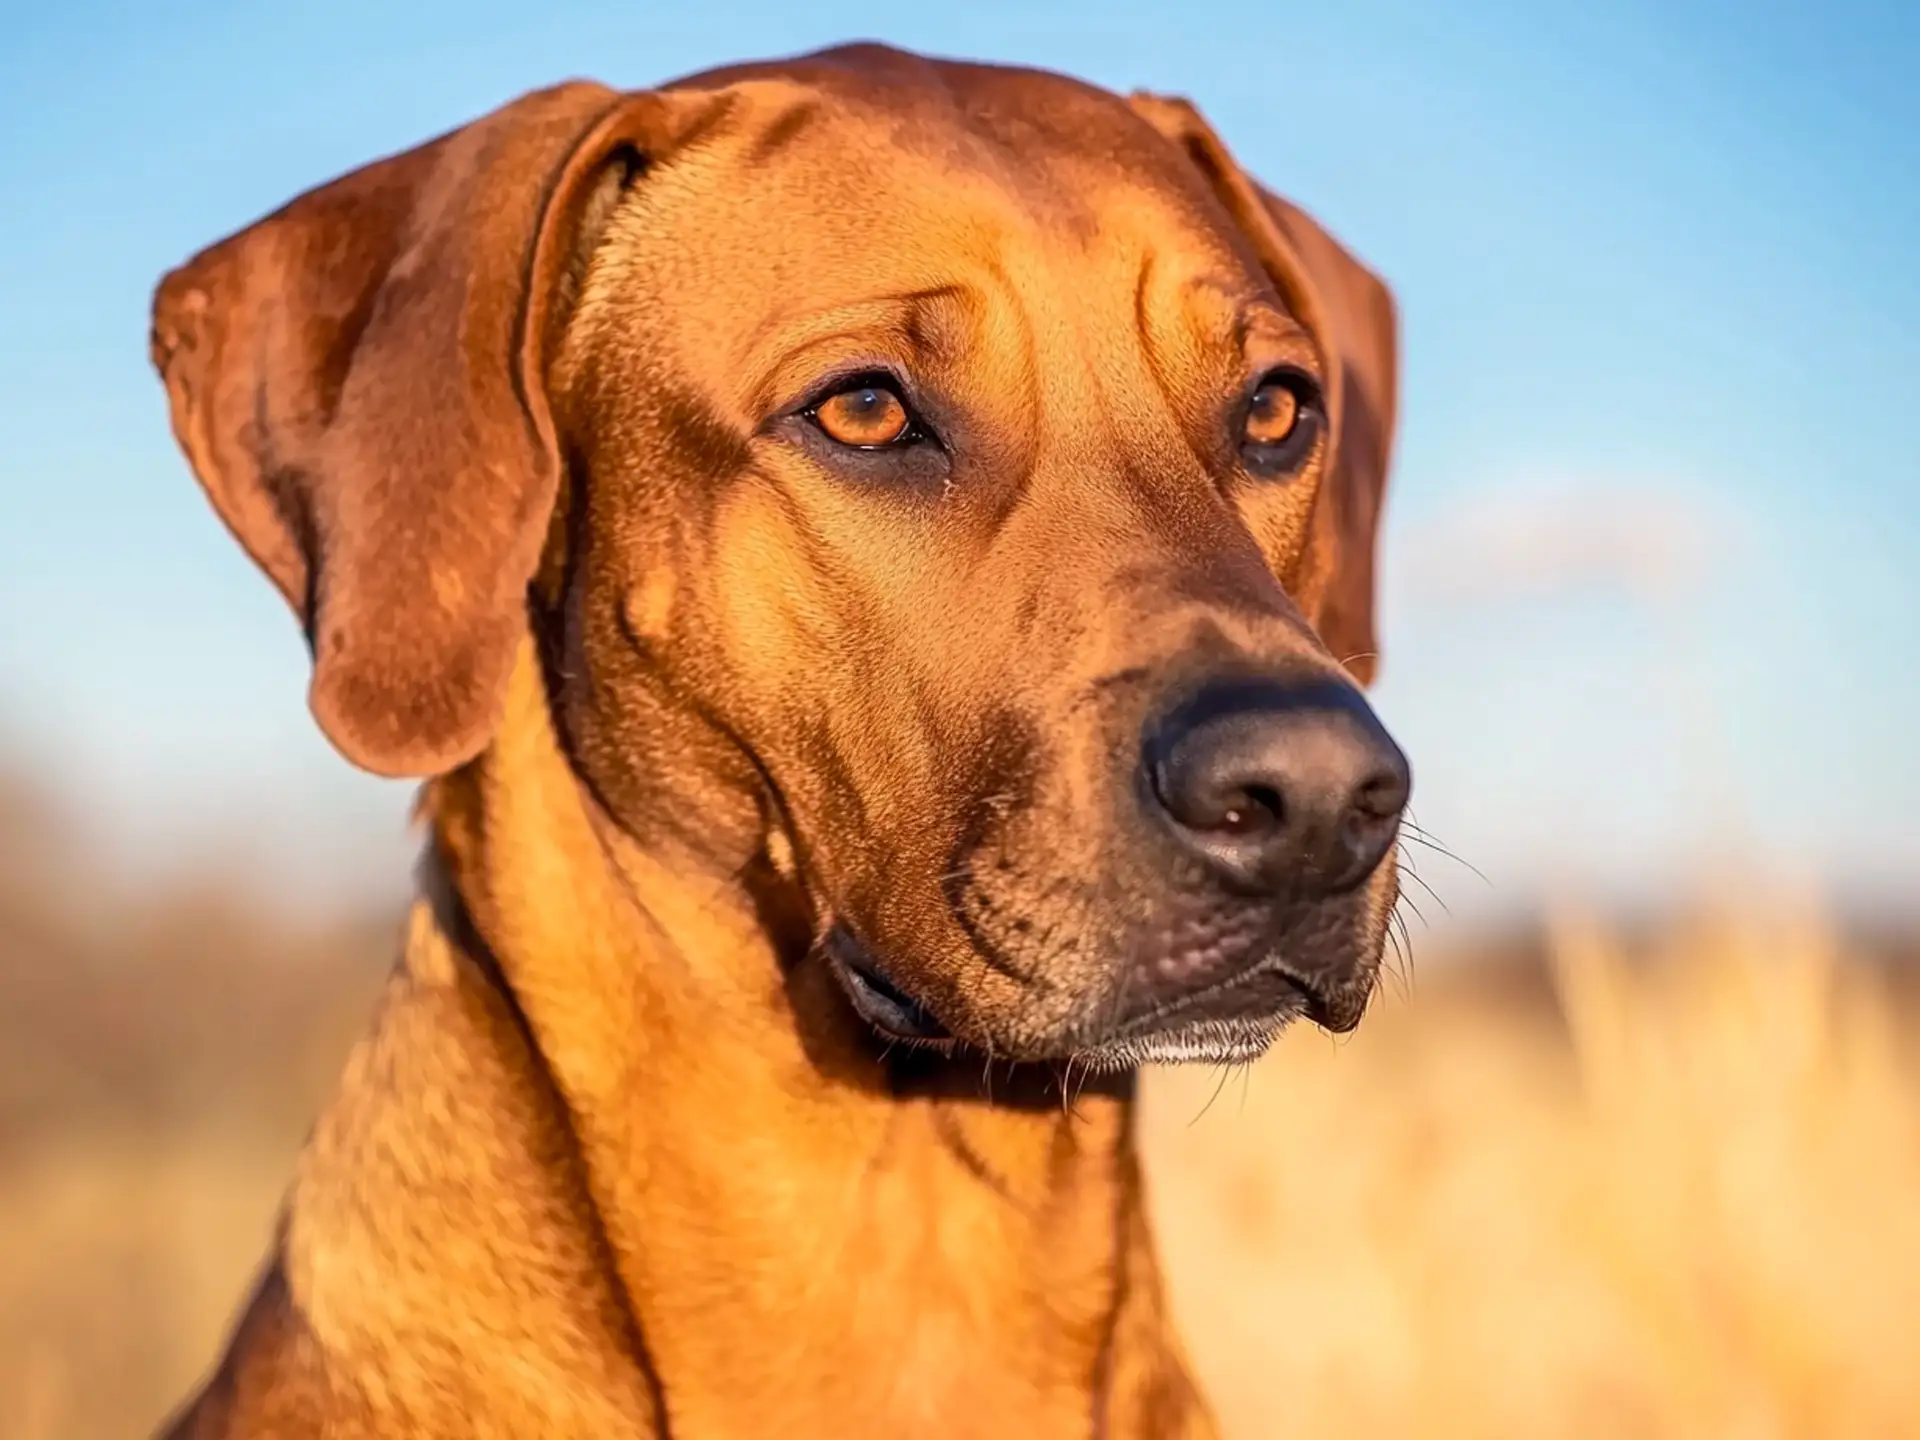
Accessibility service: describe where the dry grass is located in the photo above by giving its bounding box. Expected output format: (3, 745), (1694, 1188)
(1, 1136), (302, 1439)
(2, 813), (1916, 1436)
(1146, 887), (1920, 1438)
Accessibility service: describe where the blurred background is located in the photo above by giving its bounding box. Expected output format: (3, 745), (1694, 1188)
(1, 1), (1915, 1435)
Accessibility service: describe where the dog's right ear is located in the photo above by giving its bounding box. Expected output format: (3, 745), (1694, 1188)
(151, 83), (678, 778)
(1129, 94), (1400, 688)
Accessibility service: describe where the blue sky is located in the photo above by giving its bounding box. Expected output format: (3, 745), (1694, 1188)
(1, 0), (1914, 918)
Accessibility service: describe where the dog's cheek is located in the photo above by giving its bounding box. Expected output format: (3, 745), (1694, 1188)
(1245, 474), (1322, 591)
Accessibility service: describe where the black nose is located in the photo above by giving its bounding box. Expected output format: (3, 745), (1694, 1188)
(1141, 675), (1410, 896)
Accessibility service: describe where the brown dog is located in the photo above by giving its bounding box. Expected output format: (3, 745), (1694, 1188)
(149, 42), (1406, 1438)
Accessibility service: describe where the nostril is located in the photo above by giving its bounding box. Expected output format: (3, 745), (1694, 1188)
(1149, 744), (1288, 838)
(1352, 767), (1410, 823)
(1216, 783), (1285, 837)
(1337, 759), (1411, 883)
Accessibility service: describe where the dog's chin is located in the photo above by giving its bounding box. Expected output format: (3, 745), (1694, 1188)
(1068, 1015), (1295, 1072)
(1072, 962), (1327, 1070)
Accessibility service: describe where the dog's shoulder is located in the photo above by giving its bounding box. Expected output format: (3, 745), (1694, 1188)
(166, 900), (662, 1437)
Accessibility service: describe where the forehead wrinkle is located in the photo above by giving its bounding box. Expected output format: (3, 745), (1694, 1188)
(968, 244), (1041, 410)
(1131, 248), (1195, 441)
(1177, 274), (1312, 361)
(735, 96), (823, 168)
(957, 243), (1044, 525)
(1119, 257), (1294, 541)
(1239, 308), (1319, 376)
(1131, 255), (1241, 439)
(743, 284), (978, 357)
(737, 284), (987, 405)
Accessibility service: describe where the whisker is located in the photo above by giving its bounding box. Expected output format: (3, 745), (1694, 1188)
(1395, 888), (1430, 931)
(1188, 1063), (1236, 1126)
(1387, 907), (1418, 993)
(1070, 1047), (1099, 1114)
(1382, 922), (1412, 1000)
(1398, 830), (1491, 887)
(1400, 865), (1451, 919)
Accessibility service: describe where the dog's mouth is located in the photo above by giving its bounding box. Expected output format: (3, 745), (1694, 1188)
(1076, 959), (1366, 1070)
(825, 929), (956, 1047)
(1114, 954), (1368, 1039)
(824, 921), (1367, 1065)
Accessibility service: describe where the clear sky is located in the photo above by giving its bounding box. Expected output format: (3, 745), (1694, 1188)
(1, 0), (1914, 918)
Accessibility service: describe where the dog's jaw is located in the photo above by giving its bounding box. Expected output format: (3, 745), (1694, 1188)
(822, 907), (1377, 1073)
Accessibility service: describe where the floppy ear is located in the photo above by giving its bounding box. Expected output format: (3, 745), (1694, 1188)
(150, 82), (674, 776)
(1129, 94), (1400, 687)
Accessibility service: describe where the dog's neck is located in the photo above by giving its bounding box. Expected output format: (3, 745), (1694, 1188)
(390, 643), (1205, 1434)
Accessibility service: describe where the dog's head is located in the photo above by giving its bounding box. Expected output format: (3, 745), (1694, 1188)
(153, 45), (1407, 1070)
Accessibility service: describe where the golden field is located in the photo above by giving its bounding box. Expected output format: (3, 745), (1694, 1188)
(1148, 888), (1920, 1439)
(3, 768), (1916, 1438)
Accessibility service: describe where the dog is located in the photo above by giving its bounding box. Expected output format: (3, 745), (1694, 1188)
(149, 42), (1407, 1438)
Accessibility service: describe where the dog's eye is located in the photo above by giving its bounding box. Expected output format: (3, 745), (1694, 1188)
(1240, 371), (1323, 477)
(1245, 383), (1300, 445)
(809, 382), (917, 449)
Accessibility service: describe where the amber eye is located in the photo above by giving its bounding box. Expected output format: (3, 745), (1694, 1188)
(1244, 381), (1301, 446)
(1239, 371), (1322, 477)
(811, 383), (914, 448)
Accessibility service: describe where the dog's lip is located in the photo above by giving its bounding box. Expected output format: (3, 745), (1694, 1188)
(825, 932), (955, 1045)
(1111, 957), (1366, 1039)
(821, 925), (1364, 1058)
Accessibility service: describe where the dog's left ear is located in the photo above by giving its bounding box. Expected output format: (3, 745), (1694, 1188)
(1130, 94), (1399, 686)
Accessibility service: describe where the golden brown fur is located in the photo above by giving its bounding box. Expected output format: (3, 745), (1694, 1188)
(150, 43), (1403, 1437)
